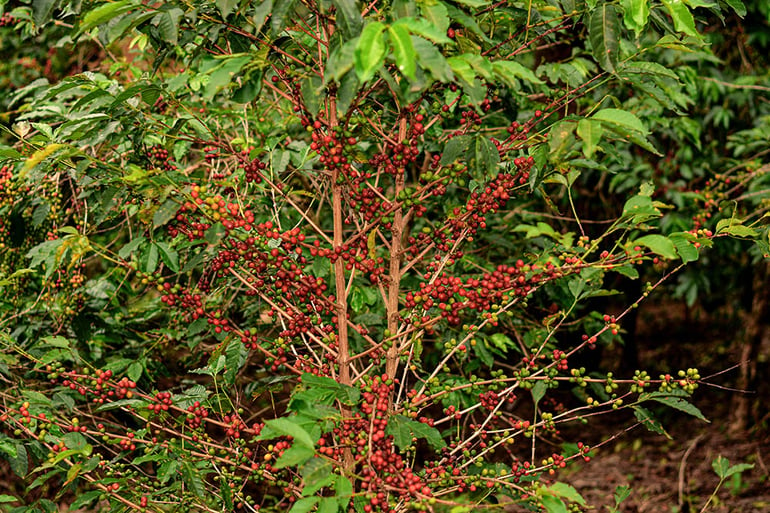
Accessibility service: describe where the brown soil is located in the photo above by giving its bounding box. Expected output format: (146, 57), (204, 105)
(562, 422), (770, 512)
(559, 298), (770, 513)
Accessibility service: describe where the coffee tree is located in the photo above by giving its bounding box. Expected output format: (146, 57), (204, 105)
(0, 0), (764, 512)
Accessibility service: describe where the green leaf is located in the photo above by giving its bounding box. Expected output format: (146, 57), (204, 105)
(712, 455), (730, 478)
(577, 119), (603, 158)
(466, 134), (500, 181)
(220, 476), (233, 511)
(620, 60), (679, 80)
(473, 337), (495, 367)
(181, 461), (206, 499)
(157, 459), (179, 484)
(546, 483), (587, 506)
(63, 432), (88, 451)
(127, 360), (143, 381)
(95, 397), (145, 412)
(205, 223), (227, 245)
(722, 0), (746, 16)
(724, 462), (754, 478)
(79, 0), (138, 34)
(0, 495), (18, 504)
(258, 418), (316, 448)
(395, 17), (451, 44)
(33, 0), (57, 26)
(669, 232), (699, 263)
(155, 242), (179, 272)
(489, 333), (513, 351)
(66, 490), (102, 510)
(532, 380), (546, 406)
(65, 463), (81, 485)
(452, 0), (491, 6)
(719, 224), (758, 238)
(633, 406), (671, 438)
(294, 373), (361, 406)
(253, 0), (273, 34)
(318, 497), (338, 513)
(225, 339), (248, 384)
(155, 8), (183, 45)
(333, 0), (363, 38)
(633, 234), (677, 260)
(217, 0), (239, 18)
(301, 458), (335, 495)
(661, 0), (700, 38)
(492, 60), (544, 89)
(289, 497), (318, 513)
(389, 25), (417, 80)
(540, 495), (568, 513)
(355, 22), (388, 82)
(440, 135), (472, 165)
(588, 3), (621, 73)
(593, 108), (648, 135)
(274, 444), (315, 469)
(419, 0), (450, 35)
(613, 485), (632, 508)
(641, 392), (709, 421)
(271, 0), (299, 35)
(387, 415), (446, 451)
(620, 0), (650, 37)
(204, 55), (252, 99)
(326, 40), (357, 84)
(7, 443), (27, 477)
(334, 475), (353, 499)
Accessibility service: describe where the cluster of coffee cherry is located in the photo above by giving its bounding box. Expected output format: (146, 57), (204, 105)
(146, 145), (177, 171)
(0, 12), (17, 27)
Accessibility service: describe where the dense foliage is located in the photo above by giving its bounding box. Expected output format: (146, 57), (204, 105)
(0, 0), (768, 512)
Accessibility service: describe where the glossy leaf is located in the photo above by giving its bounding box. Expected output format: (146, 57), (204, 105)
(333, 0), (363, 37)
(79, 0), (138, 34)
(418, 0), (450, 35)
(634, 234), (678, 260)
(669, 232), (699, 263)
(32, 0), (57, 26)
(289, 497), (318, 513)
(258, 417), (316, 448)
(722, 0), (746, 16)
(412, 36), (455, 82)
(271, 0), (299, 35)
(593, 108), (648, 135)
(355, 22), (388, 82)
(493, 60), (544, 90)
(300, 458), (335, 495)
(640, 391), (708, 421)
(217, 0), (239, 18)
(661, 0), (700, 38)
(577, 118), (603, 158)
(620, 0), (650, 36)
(588, 3), (621, 73)
(387, 415), (446, 451)
(389, 24), (417, 79)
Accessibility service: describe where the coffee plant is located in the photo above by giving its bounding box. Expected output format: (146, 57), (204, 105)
(0, 0), (767, 512)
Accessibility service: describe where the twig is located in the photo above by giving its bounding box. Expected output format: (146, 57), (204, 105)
(679, 434), (705, 509)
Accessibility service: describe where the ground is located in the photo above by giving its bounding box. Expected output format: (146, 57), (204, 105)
(561, 299), (770, 512)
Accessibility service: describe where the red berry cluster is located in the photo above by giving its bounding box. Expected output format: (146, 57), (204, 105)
(222, 412), (247, 438)
(185, 401), (209, 429)
(236, 147), (267, 183)
(119, 432), (137, 451)
(146, 145), (176, 171)
(319, 376), (432, 510)
(404, 260), (560, 327)
(0, 12), (16, 27)
(148, 391), (173, 414)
